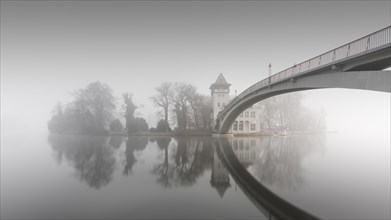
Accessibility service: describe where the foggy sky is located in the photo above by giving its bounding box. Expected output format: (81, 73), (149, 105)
(1, 1), (390, 135)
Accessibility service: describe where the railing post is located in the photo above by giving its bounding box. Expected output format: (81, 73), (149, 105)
(298, 64), (301, 75)
(346, 44), (350, 57)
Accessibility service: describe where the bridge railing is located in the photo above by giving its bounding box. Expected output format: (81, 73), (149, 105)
(221, 26), (391, 117)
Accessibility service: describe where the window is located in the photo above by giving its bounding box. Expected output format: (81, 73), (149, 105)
(251, 139), (256, 147)
(239, 121), (243, 131)
(233, 121), (238, 131)
(245, 121), (249, 131)
(251, 123), (256, 131)
(245, 111), (249, 117)
(240, 113), (243, 117)
(251, 112), (255, 118)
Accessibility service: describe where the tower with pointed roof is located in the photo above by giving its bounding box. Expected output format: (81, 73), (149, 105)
(210, 73), (231, 127)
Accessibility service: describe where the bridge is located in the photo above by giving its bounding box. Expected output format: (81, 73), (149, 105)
(214, 26), (391, 134)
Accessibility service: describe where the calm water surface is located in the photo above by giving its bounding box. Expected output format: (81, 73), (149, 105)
(1, 132), (390, 219)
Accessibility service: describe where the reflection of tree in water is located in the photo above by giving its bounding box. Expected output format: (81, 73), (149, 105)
(152, 138), (212, 188)
(176, 138), (199, 186)
(48, 134), (116, 189)
(123, 136), (148, 176)
(109, 136), (123, 149)
(151, 137), (174, 187)
(250, 135), (325, 190)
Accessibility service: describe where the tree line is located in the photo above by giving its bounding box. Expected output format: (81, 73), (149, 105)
(48, 81), (148, 135)
(259, 93), (326, 132)
(48, 81), (212, 135)
(150, 82), (212, 133)
(48, 82), (116, 135)
(48, 81), (326, 135)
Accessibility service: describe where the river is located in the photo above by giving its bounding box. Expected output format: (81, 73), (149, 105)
(1, 132), (389, 219)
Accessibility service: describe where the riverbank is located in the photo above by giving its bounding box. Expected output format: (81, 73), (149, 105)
(110, 130), (335, 137)
(110, 130), (213, 137)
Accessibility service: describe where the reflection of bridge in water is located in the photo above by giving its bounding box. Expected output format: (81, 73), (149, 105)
(212, 138), (320, 220)
(215, 26), (391, 134)
(210, 137), (261, 197)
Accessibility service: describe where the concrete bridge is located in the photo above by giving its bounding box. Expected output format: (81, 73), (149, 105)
(215, 26), (391, 134)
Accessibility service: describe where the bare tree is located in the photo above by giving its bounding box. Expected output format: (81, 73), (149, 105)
(260, 97), (278, 130)
(169, 82), (196, 131)
(151, 82), (212, 131)
(259, 93), (326, 132)
(188, 94), (212, 130)
(188, 94), (202, 129)
(73, 81), (115, 133)
(151, 82), (172, 132)
(199, 96), (213, 130)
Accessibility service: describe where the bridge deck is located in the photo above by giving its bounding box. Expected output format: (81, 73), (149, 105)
(220, 26), (390, 119)
(216, 26), (391, 134)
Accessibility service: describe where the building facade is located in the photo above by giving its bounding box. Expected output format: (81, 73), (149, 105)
(210, 73), (263, 134)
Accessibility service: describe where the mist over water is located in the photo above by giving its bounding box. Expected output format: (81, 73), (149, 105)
(1, 133), (389, 219)
(302, 89), (390, 136)
(1, 1), (390, 219)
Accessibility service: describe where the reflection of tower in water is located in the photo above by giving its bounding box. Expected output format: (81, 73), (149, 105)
(209, 138), (260, 198)
(210, 146), (230, 198)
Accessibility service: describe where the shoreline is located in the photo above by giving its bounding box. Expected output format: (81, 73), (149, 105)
(50, 130), (335, 137)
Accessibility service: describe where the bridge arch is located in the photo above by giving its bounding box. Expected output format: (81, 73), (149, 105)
(215, 26), (391, 134)
(216, 70), (391, 134)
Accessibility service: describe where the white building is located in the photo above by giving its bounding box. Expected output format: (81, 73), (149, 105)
(210, 73), (263, 134)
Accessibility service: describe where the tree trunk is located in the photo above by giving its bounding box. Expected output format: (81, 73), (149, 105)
(164, 106), (169, 132)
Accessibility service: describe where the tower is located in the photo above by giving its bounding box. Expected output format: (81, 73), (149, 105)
(210, 73), (231, 127)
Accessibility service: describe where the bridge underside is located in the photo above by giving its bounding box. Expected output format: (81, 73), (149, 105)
(216, 70), (391, 134)
(342, 46), (390, 71)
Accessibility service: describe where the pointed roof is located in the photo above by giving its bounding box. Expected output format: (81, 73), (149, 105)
(215, 73), (229, 84)
(210, 73), (231, 90)
(215, 184), (230, 198)
(210, 180), (231, 198)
